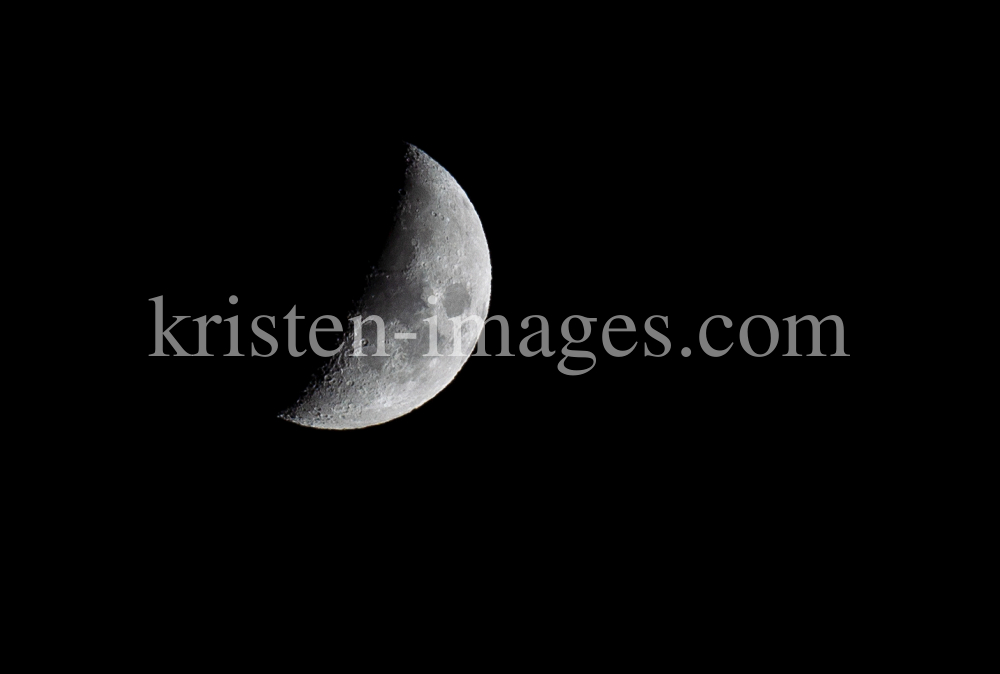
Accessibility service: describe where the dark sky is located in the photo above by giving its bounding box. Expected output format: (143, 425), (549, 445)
(119, 69), (863, 517)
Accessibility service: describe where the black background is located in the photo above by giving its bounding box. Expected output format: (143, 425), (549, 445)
(18, 29), (899, 649)
(13, 14), (899, 653)
(118, 66), (867, 532)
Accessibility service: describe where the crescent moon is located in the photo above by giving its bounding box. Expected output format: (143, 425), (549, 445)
(280, 143), (491, 429)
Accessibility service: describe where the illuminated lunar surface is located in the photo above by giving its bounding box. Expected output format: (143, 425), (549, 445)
(280, 143), (491, 429)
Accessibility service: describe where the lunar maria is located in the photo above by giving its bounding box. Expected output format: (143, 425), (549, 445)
(150, 295), (848, 375)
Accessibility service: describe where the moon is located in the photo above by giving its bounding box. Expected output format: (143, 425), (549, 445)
(280, 143), (491, 429)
